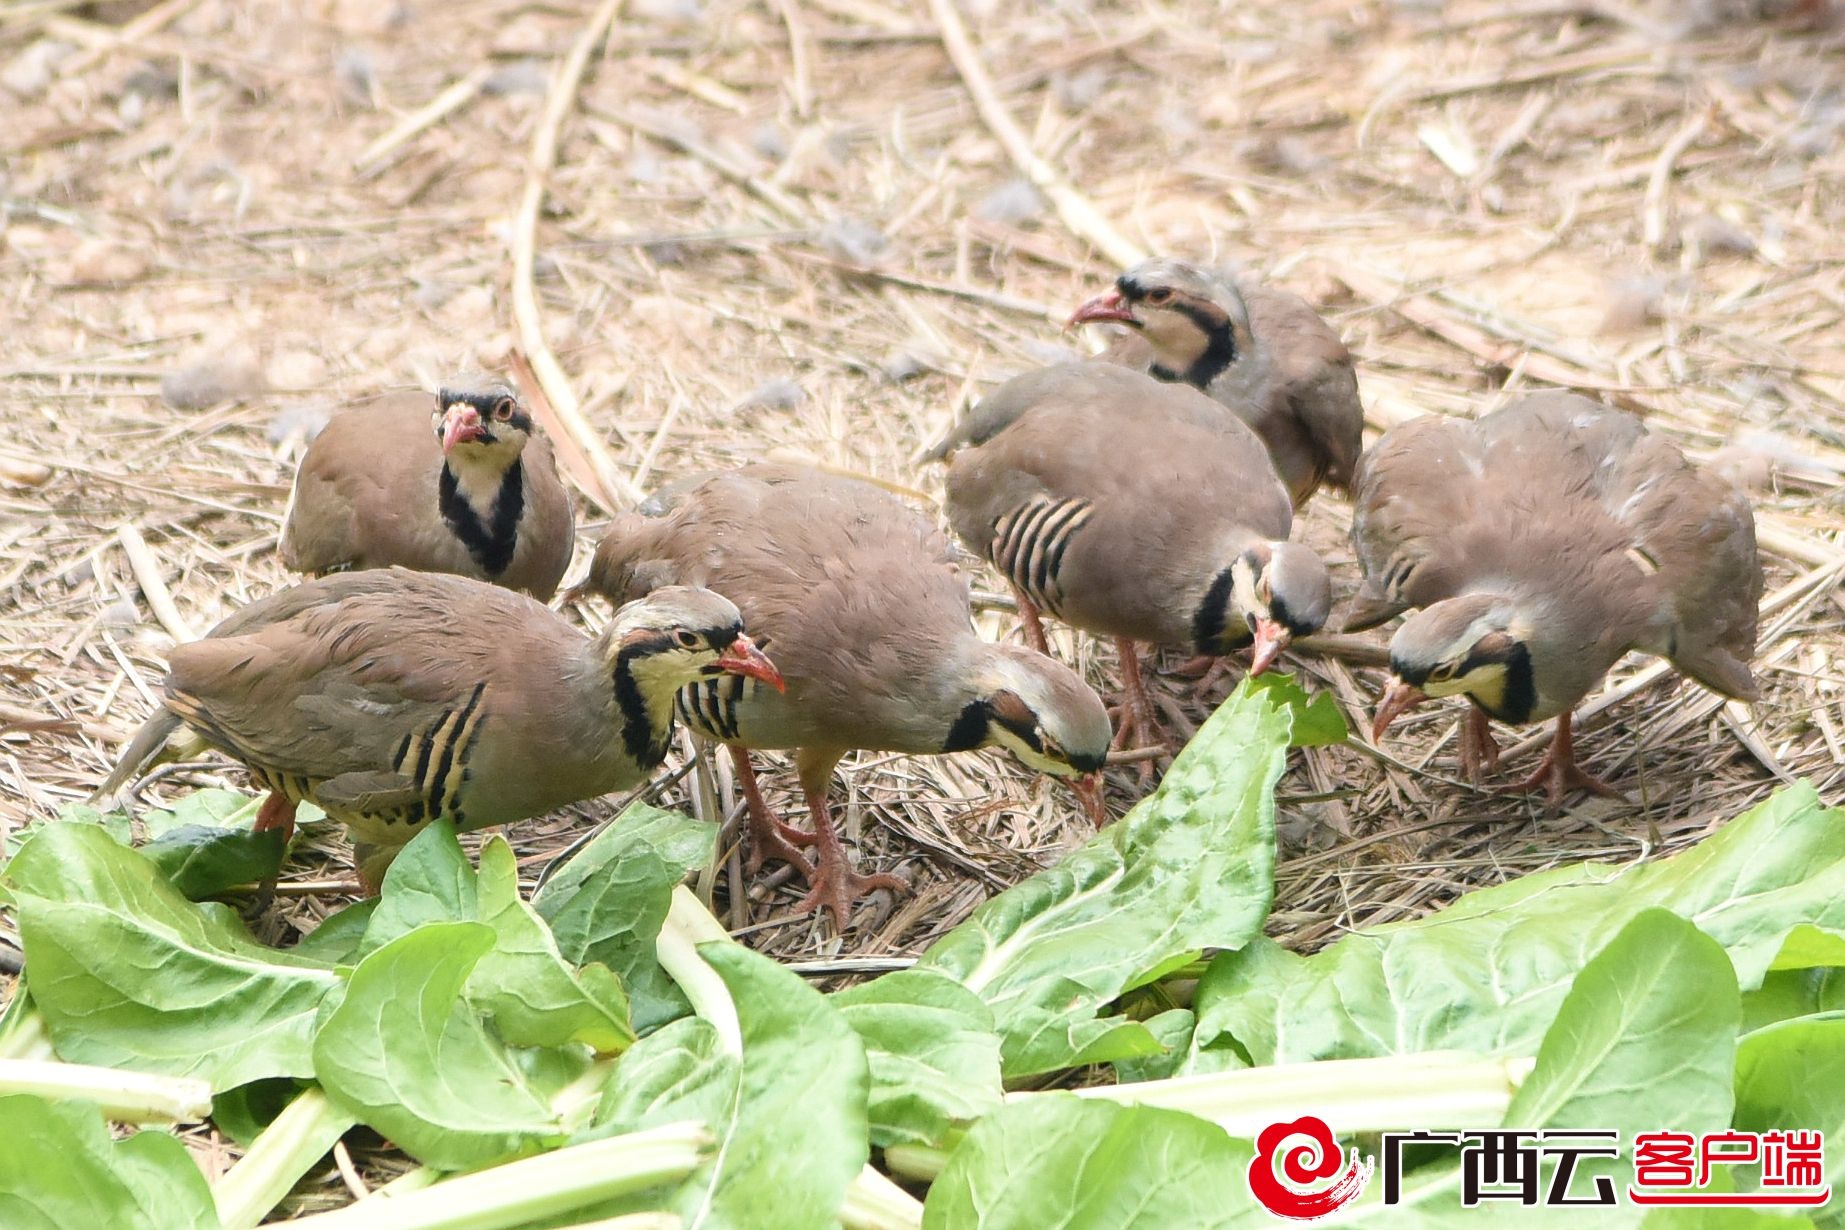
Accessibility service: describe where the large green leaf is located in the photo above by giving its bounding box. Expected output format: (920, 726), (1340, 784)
(355, 824), (634, 1052)
(921, 1095), (1260, 1229)
(593, 1016), (739, 1137)
(833, 968), (1003, 1148)
(917, 679), (1292, 1076)
(2, 823), (337, 1088)
(1333, 910), (1739, 1228)
(1201, 784), (1845, 1065)
(1733, 1014), (1845, 1221)
(472, 837), (632, 1053)
(358, 821), (477, 955)
(140, 826), (285, 900)
(674, 944), (869, 1230)
(535, 804), (717, 1034)
(0, 1095), (219, 1230)
(310, 921), (563, 1170)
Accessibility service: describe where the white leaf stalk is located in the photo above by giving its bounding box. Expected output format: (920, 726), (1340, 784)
(1014, 1051), (1538, 1137)
(285, 1120), (712, 1230)
(214, 1087), (358, 1230)
(0, 1056), (212, 1124)
(0, 1000), (54, 1062)
(657, 887), (925, 1230)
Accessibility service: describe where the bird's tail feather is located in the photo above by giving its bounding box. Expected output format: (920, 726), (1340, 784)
(90, 710), (184, 804)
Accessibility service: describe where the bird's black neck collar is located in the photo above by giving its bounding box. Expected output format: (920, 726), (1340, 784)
(1473, 641), (1536, 724)
(1148, 302), (1238, 391)
(610, 631), (676, 769)
(1189, 565), (1243, 655)
(439, 459), (524, 577)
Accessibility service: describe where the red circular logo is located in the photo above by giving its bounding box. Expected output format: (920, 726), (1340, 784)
(1247, 1116), (1374, 1220)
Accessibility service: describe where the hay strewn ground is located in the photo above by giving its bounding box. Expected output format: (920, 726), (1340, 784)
(2, 0), (1843, 1195)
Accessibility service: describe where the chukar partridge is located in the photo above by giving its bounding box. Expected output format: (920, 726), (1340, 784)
(280, 382), (573, 600)
(933, 363), (1333, 760)
(95, 569), (782, 887)
(582, 463), (1111, 926)
(1070, 258), (1363, 508)
(1355, 392), (1761, 802)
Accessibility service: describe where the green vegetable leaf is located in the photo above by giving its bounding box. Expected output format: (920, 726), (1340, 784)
(1245, 671), (1348, 746)
(358, 821), (477, 954)
(1733, 1014), (1845, 1210)
(290, 899), (378, 966)
(833, 968), (1003, 1148)
(1508, 909), (1738, 1131)
(472, 836), (633, 1053)
(918, 678), (1291, 1076)
(3, 823), (337, 1088)
(536, 803), (718, 1034)
(311, 921), (562, 1170)
(674, 943), (869, 1230)
(1201, 784), (1845, 1066)
(0, 1094), (219, 1230)
(593, 1016), (739, 1137)
(141, 826), (285, 900)
(922, 1095), (1259, 1229)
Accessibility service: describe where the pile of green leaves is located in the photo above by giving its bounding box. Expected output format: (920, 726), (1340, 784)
(1, 674), (1841, 1228)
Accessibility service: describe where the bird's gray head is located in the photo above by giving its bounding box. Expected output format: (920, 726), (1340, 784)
(1374, 593), (1533, 738)
(1196, 541), (1333, 672)
(431, 381), (536, 469)
(1069, 258), (1254, 389)
(955, 644), (1111, 779)
(601, 585), (786, 696)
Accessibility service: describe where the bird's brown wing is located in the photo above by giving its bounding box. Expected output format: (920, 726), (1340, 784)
(164, 570), (555, 783)
(1600, 425), (1762, 699)
(1240, 281), (1364, 493)
(1349, 413), (1489, 618)
(279, 392), (439, 575)
(502, 431), (575, 600)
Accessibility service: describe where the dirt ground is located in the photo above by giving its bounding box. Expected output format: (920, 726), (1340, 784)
(3, 0), (1843, 983)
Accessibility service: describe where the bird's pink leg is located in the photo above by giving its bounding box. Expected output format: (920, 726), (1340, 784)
(1109, 638), (1169, 782)
(254, 792), (298, 845)
(1011, 584), (1049, 655)
(1458, 708), (1500, 784)
(1509, 713), (1625, 806)
(789, 752), (903, 927)
(730, 745), (815, 879)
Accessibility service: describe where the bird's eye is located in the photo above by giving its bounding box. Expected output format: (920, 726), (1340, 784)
(1430, 664), (1456, 683)
(493, 398), (516, 421)
(675, 630), (700, 649)
(1146, 288), (1172, 305)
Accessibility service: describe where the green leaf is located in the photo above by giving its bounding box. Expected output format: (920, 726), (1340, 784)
(1733, 1014), (1845, 1210)
(1767, 925), (1845, 971)
(1508, 909), (1738, 1131)
(1201, 784), (1845, 1066)
(593, 1016), (738, 1137)
(0, 1095), (219, 1230)
(358, 821), (477, 954)
(1244, 671), (1348, 746)
(917, 679), (1291, 1076)
(536, 804), (718, 1035)
(311, 921), (563, 1170)
(673, 943), (869, 1230)
(1109, 1007), (1248, 1083)
(472, 837), (633, 1053)
(833, 968), (1003, 1148)
(921, 1095), (1260, 1229)
(1741, 967), (1845, 1035)
(3, 823), (337, 1088)
(141, 827), (285, 900)
(290, 900), (378, 966)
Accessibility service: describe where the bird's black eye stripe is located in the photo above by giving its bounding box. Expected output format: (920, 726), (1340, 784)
(702, 623), (744, 651)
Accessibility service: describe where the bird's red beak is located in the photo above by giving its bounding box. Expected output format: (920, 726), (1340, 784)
(1067, 288), (1138, 328)
(1072, 772), (1107, 828)
(440, 404), (486, 454)
(1371, 679), (1427, 743)
(716, 633), (786, 693)
(1248, 617), (1289, 677)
